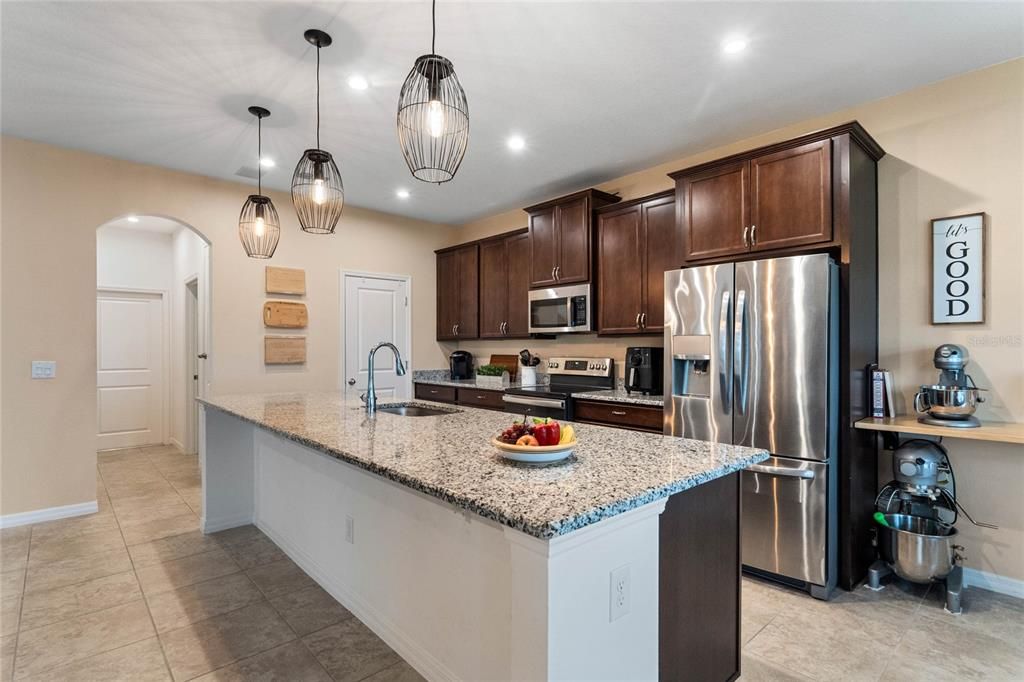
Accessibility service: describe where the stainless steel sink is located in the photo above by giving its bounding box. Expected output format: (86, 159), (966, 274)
(376, 404), (459, 417)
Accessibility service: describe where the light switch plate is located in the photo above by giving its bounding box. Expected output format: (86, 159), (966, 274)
(31, 360), (56, 379)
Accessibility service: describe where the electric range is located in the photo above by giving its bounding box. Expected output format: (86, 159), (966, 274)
(502, 356), (615, 420)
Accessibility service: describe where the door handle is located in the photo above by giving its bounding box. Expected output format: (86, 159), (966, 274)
(347, 378), (356, 386)
(734, 289), (748, 415)
(197, 353), (208, 359)
(719, 290), (731, 414)
(747, 464), (815, 480)
(750, 224), (757, 246)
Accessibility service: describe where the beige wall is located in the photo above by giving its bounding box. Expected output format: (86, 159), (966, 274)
(0, 137), (457, 517)
(457, 59), (1024, 582)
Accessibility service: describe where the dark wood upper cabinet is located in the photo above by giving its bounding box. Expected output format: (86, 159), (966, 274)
(641, 194), (678, 330)
(671, 130), (849, 264)
(527, 206), (558, 287)
(596, 191), (679, 335)
(526, 189), (620, 287)
(479, 231), (530, 339)
(596, 205), (645, 334)
(678, 161), (749, 262)
(435, 243), (478, 341)
(505, 232), (531, 336)
(750, 139), (832, 252)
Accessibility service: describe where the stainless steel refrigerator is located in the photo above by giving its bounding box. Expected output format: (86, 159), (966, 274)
(664, 253), (838, 599)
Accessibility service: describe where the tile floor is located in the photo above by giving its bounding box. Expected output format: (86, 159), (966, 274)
(1, 444), (1022, 681)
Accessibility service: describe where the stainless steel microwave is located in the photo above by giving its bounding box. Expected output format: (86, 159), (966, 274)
(528, 283), (592, 334)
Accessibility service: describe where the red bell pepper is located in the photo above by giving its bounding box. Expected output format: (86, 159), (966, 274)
(532, 418), (561, 446)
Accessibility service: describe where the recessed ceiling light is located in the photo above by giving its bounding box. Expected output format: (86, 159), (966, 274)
(507, 135), (526, 151)
(722, 36), (748, 55)
(126, 215), (139, 223)
(348, 75), (369, 91)
(259, 157), (275, 168)
(396, 189), (410, 199)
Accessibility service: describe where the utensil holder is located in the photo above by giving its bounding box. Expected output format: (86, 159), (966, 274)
(520, 366), (538, 386)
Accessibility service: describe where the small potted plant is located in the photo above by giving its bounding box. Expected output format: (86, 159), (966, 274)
(476, 364), (509, 388)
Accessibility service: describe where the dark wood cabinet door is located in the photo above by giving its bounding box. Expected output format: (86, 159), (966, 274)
(596, 206), (644, 334)
(435, 250), (459, 340)
(680, 161), (749, 261)
(528, 206), (558, 287)
(478, 239), (507, 338)
(455, 244), (479, 338)
(642, 195), (679, 330)
(504, 232), (531, 337)
(750, 139), (832, 252)
(555, 196), (591, 284)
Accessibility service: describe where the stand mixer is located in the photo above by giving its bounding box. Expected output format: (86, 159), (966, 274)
(914, 344), (986, 428)
(870, 438), (996, 614)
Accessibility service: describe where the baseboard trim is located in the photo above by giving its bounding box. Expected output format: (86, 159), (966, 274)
(258, 520), (458, 682)
(168, 437), (185, 453)
(964, 567), (1024, 599)
(201, 512), (253, 534)
(0, 500), (99, 529)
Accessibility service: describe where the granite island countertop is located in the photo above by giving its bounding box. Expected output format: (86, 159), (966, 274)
(199, 392), (767, 539)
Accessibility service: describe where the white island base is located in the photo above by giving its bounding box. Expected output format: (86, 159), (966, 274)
(203, 409), (665, 681)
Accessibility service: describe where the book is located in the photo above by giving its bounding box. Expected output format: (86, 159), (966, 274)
(872, 368), (886, 418)
(883, 370), (897, 418)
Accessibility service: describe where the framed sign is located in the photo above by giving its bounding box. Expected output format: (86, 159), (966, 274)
(931, 213), (984, 324)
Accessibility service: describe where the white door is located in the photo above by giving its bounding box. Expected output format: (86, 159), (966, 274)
(343, 273), (411, 401)
(97, 290), (165, 449)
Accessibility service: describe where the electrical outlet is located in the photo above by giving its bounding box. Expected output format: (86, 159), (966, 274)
(31, 360), (56, 379)
(609, 565), (630, 622)
(345, 516), (355, 544)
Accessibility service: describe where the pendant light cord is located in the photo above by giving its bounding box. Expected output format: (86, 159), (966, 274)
(315, 45), (321, 150)
(257, 114), (262, 195)
(431, 0), (436, 54)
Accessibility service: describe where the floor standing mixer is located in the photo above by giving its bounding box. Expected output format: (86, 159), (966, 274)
(868, 439), (997, 614)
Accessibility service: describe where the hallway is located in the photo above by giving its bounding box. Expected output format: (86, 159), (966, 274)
(1, 446), (422, 681)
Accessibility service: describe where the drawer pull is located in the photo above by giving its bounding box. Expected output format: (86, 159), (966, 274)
(611, 410), (627, 416)
(429, 389), (439, 394)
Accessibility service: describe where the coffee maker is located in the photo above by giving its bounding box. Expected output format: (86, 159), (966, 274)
(449, 351), (473, 380)
(624, 347), (663, 395)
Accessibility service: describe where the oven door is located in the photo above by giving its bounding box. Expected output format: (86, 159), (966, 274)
(502, 394), (567, 420)
(529, 283), (591, 334)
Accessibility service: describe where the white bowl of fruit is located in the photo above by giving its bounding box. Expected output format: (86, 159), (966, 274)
(492, 418), (577, 464)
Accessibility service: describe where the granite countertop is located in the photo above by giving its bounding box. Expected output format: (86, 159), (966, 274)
(572, 387), (665, 407)
(200, 392), (767, 540)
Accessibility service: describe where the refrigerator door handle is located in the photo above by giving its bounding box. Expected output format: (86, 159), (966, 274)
(719, 289), (732, 413)
(734, 289), (748, 414)
(747, 463), (816, 480)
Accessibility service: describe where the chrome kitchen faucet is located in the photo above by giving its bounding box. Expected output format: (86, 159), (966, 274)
(361, 342), (407, 415)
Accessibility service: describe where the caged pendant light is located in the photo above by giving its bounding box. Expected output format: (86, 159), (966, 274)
(239, 106), (281, 259)
(396, 0), (469, 183)
(292, 29), (344, 234)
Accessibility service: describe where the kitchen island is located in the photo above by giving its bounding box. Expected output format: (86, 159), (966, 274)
(199, 392), (768, 681)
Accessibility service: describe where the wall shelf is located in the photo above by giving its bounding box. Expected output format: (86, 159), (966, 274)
(856, 416), (1024, 446)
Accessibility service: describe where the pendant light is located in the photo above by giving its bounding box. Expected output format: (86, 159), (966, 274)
(396, 0), (469, 183)
(238, 106), (281, 259)
(292, 29), (344, 234)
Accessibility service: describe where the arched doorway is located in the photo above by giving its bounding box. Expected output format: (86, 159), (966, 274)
(95, 214), (212, 455)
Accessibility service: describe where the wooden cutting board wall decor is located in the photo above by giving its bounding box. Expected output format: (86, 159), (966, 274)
(263, 301), (308, 328)
(265, 266), (306, 295)
(265, 336), (306, 364)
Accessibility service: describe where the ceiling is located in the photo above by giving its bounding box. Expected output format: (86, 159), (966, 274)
(3, 2), (1021, 225)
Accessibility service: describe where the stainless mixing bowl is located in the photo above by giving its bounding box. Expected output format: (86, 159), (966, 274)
(878, 514), (960, 583)
(914, 384), (985, 420)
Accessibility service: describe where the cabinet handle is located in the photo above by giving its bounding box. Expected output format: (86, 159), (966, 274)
(429, 389), (439, 394)
(742, 226), (750, 248)
(611, 410), (627, 416)
(454, 323), (460, 336)
(551, 266), (556, 281)
(640, 312), (647, 328)
(635, 312), (641, 329)
(750, 224), (757, 245)
(554, 265), (560, 281)
(451, 325), (456, 336)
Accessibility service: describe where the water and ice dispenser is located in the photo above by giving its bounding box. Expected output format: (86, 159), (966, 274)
(670, 335), (711, 398)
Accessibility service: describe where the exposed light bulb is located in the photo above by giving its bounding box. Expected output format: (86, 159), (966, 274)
(312, 178), (327, 205)
(254, 216), (266, 237)
(427, 100), (445, 138)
